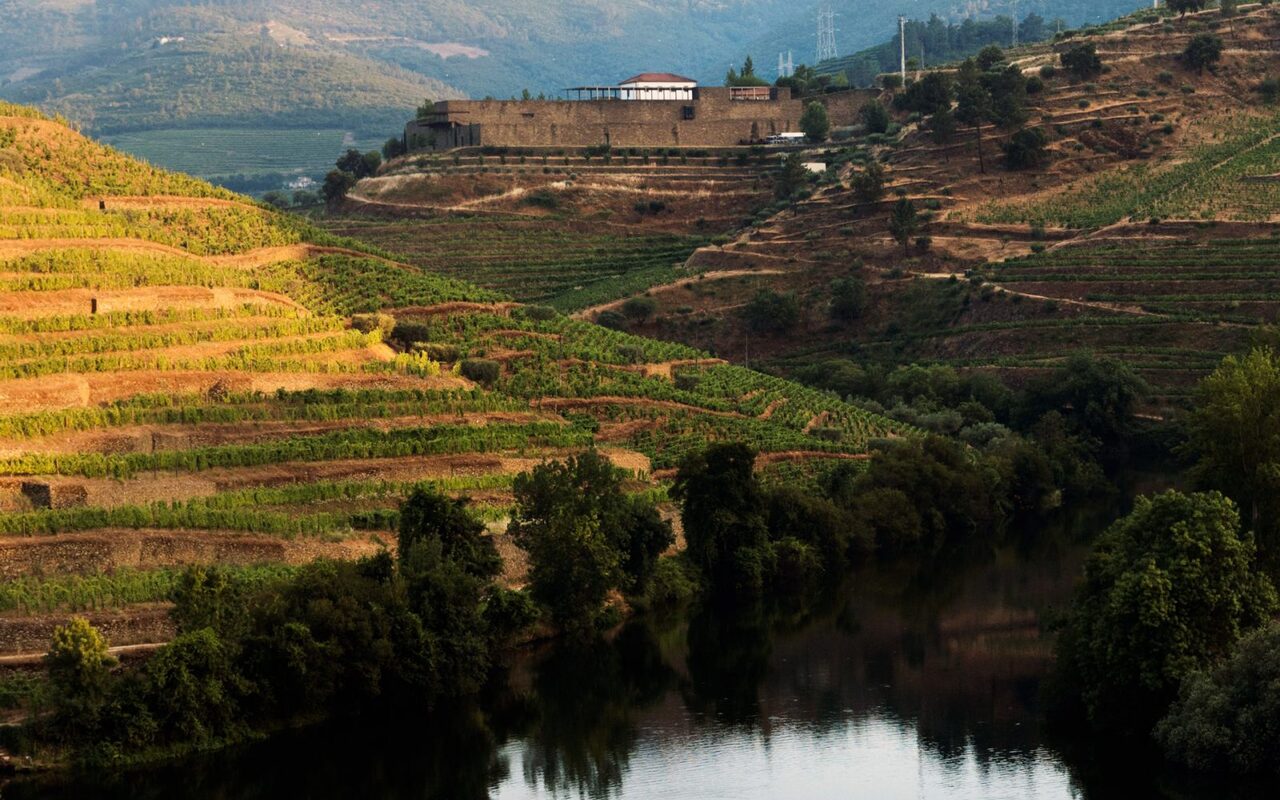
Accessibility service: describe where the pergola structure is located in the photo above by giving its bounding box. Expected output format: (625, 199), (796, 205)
(566, 73), (698, 101)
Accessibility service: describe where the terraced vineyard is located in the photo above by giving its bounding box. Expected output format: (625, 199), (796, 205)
(326, 217), (709, 311)
(0, 102), (910, 657)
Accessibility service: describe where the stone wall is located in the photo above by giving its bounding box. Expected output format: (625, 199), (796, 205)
(406, 88), (805, 151)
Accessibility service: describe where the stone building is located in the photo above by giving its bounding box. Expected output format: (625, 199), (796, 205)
(404, 72), (805, 151)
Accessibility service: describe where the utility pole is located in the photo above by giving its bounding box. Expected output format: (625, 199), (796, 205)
(899, 16), (907, 86)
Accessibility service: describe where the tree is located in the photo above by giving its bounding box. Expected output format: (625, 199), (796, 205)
(741, 289), (801, 334)
(894, 72), (952, 115)
(1002, 127), (1049, 170)
(829, 275), (867, 321)
(1157, 621), (1280, 778)
(1186, 347), (1280, 549)
(509, 452), (672, 632)
(382, 136), (407, 160)
(399, 488), (500, 579)
(775, 152), (809, 200)
(322, 169), (355, 205)
(671, 443), (771, 596)
(888, 198), (920, 255)
(851, 160), (886, 204)
(859, 100), (890, 134)
(415, 99), (436, 118)
(1054, 491), (1278, 738)
(621, 295), (658, 322)
(976, 45), (1006, 70)
(1019, 352), (1148, 455)
(1168, 0), (1208, 15)
(954, 60), (993, 173)
(46, 617), (117, 738)
(799, 101), (830, 142)
(1183, 33), (1223, 73)
(1060, 43), (1103, 80)
(143, 629), (240, 743)
(982, 64), (1029, 128)
(928, 108), (957, 156)
(335, 148), (365, 176)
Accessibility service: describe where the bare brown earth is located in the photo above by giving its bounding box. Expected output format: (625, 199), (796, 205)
(0, 529), (390, 580)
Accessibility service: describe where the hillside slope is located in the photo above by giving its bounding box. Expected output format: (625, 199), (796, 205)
(0, 102), (910, 656)
(565, 5), (1280, 416)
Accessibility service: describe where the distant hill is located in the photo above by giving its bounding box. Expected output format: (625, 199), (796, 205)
(0, 0), (1155, 186)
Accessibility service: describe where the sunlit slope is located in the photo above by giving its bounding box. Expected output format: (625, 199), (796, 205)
(0, 104), (912, 654)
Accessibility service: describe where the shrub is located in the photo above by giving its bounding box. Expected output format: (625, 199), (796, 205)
(460, 359), (501, 385)
(350, 313), (395, 339)
(1053, 491), (1278, 738)
(621, 296), (658, 322)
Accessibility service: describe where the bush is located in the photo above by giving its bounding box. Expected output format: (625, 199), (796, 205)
(1038, 64), (1057, 79)
(1053, 491), (1278, 738)
(460, 359), (501, 385)
(350, 313), (395, 338)
(621, 296), (658, 322)
(1183, 34), (1223, 74)
(1157, 621), (1280, 778)
(859, 100), (890, 134)
(595, 310), (628, 330)
(741, 289), (801, 334)
(1003, 127), (1050, 170)
(1061, 43), (1103, 79)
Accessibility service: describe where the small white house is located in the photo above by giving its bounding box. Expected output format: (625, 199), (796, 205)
(618, 73), (697, 101)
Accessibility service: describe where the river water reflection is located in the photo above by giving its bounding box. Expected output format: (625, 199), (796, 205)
(5, 526), (1257, 799)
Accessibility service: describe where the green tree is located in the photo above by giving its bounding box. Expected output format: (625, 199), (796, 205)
(1060, 43), (1103, 80)
(509, 452), (671, 632)
(322, 169), (355, 205)
(1054, 491), (1278, 738)
(144, 628), (241, 743)
(1019, 352), (1147, 456)
(1183, 33), (1223, 73)
(829, 275), (868, 321)
(416, 99), (436, 118)
(954, 59), (993, 173)
(671, 443), (771, 596)
(741, 289), (801, 334)
(382, 136), (406, 160)
(621, 295), (658, 323)
(894, 72), (952, 115)
(1002, 127), (1049, 170)
(1186, 347), (1280, 549)
(775, 152), (809, 199)
(859, 100), (890, 134)
(46, 617), (117, 738)
(888, 197), (920, 255)
(976, 45), (1006, 70)
(1157, 620), (1280, 777)
(1168, 0), (1208, 14)
(800, 101), (831, 142)
(851, 160), (886, 203)
(399, 488), (500, 579)
(928, 108), (957, 161)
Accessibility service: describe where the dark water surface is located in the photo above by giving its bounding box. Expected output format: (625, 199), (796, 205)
(4, 519), (1259, 799)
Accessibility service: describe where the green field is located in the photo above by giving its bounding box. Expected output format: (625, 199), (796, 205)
(101, 128), (380, 182)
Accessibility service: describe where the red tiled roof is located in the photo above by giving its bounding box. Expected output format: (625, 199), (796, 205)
(620, 72), (697, 85)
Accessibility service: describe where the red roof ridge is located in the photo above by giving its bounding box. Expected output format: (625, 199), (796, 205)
(620, 72), (697, 85)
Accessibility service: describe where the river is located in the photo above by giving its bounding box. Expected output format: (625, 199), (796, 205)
(4, 513), (1263, 799)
